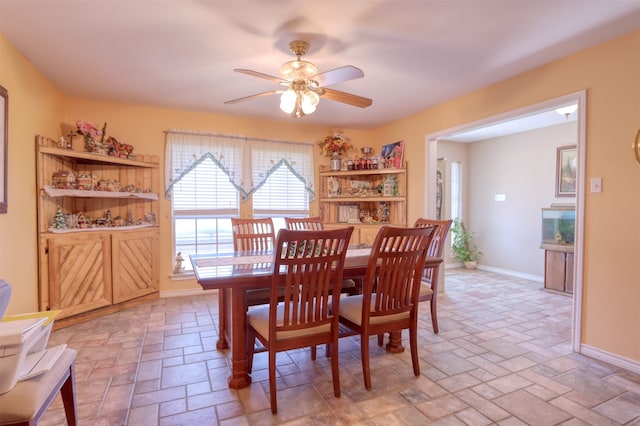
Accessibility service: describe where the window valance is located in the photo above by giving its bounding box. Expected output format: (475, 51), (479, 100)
(165, 130), (315, 201)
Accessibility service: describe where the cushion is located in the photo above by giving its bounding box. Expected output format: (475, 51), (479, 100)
(338, 295), (409, 326)
(0, 348), (76, 424)
(419, 281), (434, 297)
(248, 304), (331, 341)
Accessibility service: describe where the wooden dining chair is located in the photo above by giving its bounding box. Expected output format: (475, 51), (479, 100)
(284, 216), (359, 360)
(231, 217), (276, 252)
(285, 217), (358, 295)
(230, 218), (277, 307)
(377, 218), (451, 347)
(284, 216), (324, 231)
(338, 225), (435, 390)
(246, 227), (354, 414)
(414, 218), (452, 333)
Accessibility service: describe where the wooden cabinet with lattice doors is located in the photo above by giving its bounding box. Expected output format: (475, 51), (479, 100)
(36, 135), (160, 327)
(319, 166), (407, 244)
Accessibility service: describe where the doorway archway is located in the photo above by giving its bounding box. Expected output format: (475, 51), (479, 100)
(425, 91), (586, 351)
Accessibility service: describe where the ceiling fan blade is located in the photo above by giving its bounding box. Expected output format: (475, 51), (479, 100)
(311, 65), (364, 87)
(224, 90), (283, 104)
(320, 88), (372, 108)
(233, 69), (289, 85)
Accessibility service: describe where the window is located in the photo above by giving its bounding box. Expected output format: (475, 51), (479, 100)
(166, 131), (315, 271)
(253, 163), (310, 232)
(172, 157), (239, 269)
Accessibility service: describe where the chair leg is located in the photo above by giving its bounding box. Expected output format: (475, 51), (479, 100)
(60, 364), (78, 426)
(247, 331), (256, 373)
(330, 339), (341, 398)
(269, 349), (278, 414)
(311, 345), (317, 361)
(377, 333), (384, 347)
(361, 335), (372, 390)
(410, 325), (420, 377)
(431, 299), (439, 334)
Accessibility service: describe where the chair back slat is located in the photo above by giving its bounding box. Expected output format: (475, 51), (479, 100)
(363, 226), (435, 318)
(271, 227), (353, 334)
(231, 218), (275, 251)
(284, 216), (324, 231)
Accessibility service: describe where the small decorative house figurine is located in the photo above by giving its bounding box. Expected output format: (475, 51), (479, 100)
(52, 170), (76, 189)
(76, 172), (95, 190)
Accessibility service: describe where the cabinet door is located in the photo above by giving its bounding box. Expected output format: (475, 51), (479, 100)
(544, 250), (566, 292)
(47, 233), (112, 318)
(112, 228), (159, 303)
(565, 253), (574, 294)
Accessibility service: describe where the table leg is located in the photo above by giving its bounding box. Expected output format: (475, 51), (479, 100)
(227, 287), (252, 389)
(385, 331), (405, 353)
(216, 288), (230, 349)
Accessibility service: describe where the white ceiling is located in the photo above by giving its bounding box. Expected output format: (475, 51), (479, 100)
(0, 1), (638, 132)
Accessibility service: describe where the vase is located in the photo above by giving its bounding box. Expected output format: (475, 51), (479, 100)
(464, 260), (478, 270)
(330, 152), (342, 171)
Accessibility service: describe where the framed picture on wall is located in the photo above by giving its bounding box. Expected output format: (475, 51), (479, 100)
(556, 145), (577, 197)
(0, 85), (7, 214)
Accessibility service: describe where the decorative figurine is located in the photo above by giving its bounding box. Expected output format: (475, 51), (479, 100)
(52, 205), (66, 229)
(379, 202), (390, 223)
(173, 252), (185, 274)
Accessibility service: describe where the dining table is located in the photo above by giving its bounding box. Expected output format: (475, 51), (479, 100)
(190, 246), (442, 389)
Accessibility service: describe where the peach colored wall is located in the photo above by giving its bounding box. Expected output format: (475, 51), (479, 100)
(373, 30), (640, 362)
(0, 34), (65, 314)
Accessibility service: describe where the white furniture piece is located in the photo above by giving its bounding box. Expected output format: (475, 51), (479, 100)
(0, 280), (78, 426)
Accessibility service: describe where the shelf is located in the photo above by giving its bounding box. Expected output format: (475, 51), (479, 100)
(39, 146), (159, 168)
(319, 196), (406, 203)
(44, 186), (158, 200)
(46, 223), (157, 234)
(319, 168), (406, 177)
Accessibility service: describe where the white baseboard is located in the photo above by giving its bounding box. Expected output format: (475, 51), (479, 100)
(444, 263), (543, 283)
(476, 265), (543, 283)
(580, 344), (640, 375)
(160, 288), (217, 298)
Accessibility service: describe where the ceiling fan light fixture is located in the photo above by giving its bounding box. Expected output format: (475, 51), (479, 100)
(301, 90), (319, 114)
(279, 60), (318, 80)
(226, 39), (372, 118)
(280, 89), (297, 114)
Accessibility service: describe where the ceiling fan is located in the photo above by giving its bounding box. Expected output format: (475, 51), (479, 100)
(225, 40), (373, 118)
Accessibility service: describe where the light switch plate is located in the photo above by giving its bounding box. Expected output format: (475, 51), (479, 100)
(591, 177), (602, 192)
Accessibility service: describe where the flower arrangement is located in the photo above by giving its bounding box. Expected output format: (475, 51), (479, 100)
(75, 120), (109, 153)
(318, 131), (352, 157)
(76, 120), (103, 141)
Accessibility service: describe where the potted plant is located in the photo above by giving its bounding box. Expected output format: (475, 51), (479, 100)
(451, 218), (482, 269)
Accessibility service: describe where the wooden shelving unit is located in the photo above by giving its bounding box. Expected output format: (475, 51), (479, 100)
(319, 166), (407, 245)
(36, 135), (160, 328)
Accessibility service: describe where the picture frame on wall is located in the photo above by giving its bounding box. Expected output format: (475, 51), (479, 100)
(0, 85), (7, 214)
(556, 145), (577, 197)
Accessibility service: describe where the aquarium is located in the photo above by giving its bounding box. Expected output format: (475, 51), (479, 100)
(541, 207), (575, 246)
